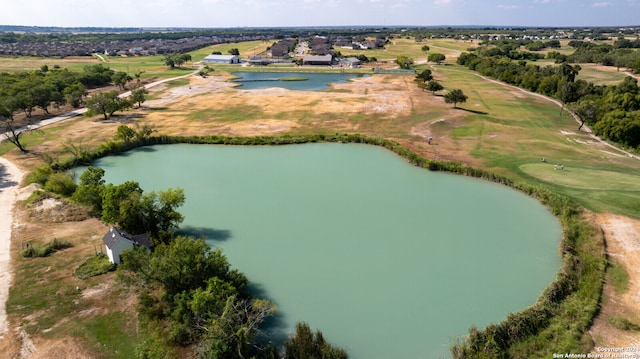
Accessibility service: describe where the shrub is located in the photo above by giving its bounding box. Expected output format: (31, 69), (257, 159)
(27, 165), (54, 185)
(21, 238), (72, 258)
(74, 253), (114, 279)
(44, 172), (77, 196)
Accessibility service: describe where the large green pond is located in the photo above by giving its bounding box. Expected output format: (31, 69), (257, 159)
(86, 143), (562, 358)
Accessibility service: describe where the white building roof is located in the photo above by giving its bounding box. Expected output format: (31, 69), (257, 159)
(204, 54), (238, 61)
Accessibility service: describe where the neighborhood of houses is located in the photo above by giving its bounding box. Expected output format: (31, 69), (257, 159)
(0, 33), (267, 57)
(204, 36), (387, 67)
(0, 32), (388, 68)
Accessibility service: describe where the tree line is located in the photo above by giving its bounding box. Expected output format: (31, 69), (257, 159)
(457, 51), (640, 149)
(479, 37), (640, 73)
(0, 64), (149, 152)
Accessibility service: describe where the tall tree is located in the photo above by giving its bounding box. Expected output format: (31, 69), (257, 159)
(164, 53), (192, 69)
(112, 71), (132, 90)
(63, 83), (87, 108)
(115, 125), (136, 143)
(72, 166), (106, 213)
(130, 85), (148, 108)
(426, 80), (444, 95)
(415, 69), (433, 83)
(395, 55), (414, 70)
(85, 90), (131, 120)
(428, 53), (446, 64)
(444, 89), (468, 108)
(101, 181), (143, 228)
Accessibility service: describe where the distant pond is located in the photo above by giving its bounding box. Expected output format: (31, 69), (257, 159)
(85, 143), (562, 359)
(231, 71), (368, 90)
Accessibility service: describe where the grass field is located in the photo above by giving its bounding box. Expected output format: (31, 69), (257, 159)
(577, 63), (633, 85)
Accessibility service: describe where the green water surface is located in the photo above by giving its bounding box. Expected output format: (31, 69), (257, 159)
(88, 143), (562, 358)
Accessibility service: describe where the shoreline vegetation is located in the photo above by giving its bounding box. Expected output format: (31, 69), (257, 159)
(45, 132), (605, 356)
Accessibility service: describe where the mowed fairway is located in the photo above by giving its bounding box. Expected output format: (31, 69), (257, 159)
(577, 63), (636, 85)
(520, 164), (640, 191)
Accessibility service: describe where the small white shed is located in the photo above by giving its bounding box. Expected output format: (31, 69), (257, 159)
(102, 227), (152, 264)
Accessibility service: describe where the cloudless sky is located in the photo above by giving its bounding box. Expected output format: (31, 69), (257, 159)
(1, 0), (638, 28)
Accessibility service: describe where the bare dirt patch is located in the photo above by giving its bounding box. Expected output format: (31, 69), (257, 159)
(589, 213), (640, 347)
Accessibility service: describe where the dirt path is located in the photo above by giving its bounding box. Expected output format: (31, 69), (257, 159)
(0, 157), (24, 337)
(589, 213), (640, 347)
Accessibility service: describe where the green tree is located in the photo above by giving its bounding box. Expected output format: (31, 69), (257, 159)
(101, 181), (143, 228)
(228, 48), (240, 56)
(421, 45), (430, 52)
(79, 64), (115, 87)
(164, 53), (192, 69)
(415, 69), (433, 83)
(284, 322), (348, 359)
(164, 54), (177, 69)
(102, 183), (184, 240)
(30, 82), (54, 114)
(574, 99), (598, 130)
(395, 55), (414, 70)
(130, 85), (148, 108)
(426, 80), (444, 95)
(137, 188), (185, 240)
(116, 125), (136, 143)
(122, 236), (247, 298)
(112, 71), (132, 90)
(205, 296), (277, 359)
(133, 122), (156, 142)
(44, 172), (77, 196)
(63, 83), (87, 108)
(444, 89), (468, 108)
(85, 90), (132, 120)
(73, 166), (106, 213)
(428, 53), (446, 64)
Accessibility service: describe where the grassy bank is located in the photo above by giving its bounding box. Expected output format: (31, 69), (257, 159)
(44, 132), (605, 357)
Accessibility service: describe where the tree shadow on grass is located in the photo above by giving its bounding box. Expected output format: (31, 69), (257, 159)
(177, 225), (232, 241)
(456, 107), (488, 115)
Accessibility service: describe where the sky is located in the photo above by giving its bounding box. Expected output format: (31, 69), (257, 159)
(1, 0), (638, 29)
